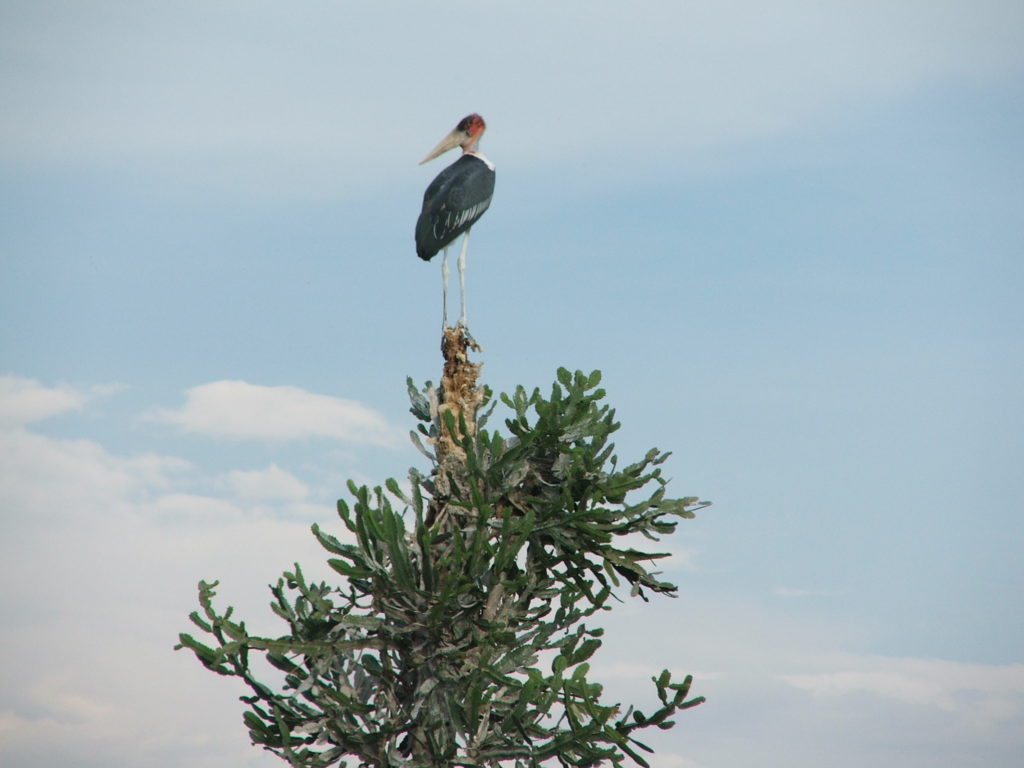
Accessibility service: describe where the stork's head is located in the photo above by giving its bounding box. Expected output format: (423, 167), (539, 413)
(419, 114), (486, 165)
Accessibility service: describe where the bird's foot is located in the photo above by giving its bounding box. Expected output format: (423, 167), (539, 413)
(456, 322), (481, 350)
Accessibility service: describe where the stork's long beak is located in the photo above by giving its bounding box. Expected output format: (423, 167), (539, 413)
(419, 128), (465, 165)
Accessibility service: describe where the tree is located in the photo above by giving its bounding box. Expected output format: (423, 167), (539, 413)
(177, 327), (709, 767)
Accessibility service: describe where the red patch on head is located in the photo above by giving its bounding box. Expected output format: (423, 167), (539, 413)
(457, 113), (486, 136)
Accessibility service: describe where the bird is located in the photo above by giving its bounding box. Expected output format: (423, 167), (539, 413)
(415, 114), (496, 329)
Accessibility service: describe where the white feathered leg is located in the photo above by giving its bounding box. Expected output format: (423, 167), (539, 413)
(457, 229), (471, 327)
(438, 247), (450, 329)
(441, 246), (450, 329)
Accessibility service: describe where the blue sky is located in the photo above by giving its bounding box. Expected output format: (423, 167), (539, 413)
(2, 2), (1022, 766)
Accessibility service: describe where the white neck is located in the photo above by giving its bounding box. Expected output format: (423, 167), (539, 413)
(465, 150), (494, 170)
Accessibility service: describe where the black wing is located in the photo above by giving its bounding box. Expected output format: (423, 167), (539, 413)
(415, 154), (496, 261)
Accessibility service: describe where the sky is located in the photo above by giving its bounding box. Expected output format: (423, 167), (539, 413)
(1, 1), (1022, 766)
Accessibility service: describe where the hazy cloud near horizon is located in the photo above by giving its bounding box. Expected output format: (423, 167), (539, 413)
(3, 1), (1021, 197)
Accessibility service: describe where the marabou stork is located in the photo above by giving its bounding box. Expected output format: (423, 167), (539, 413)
(415, 114), (496, 329)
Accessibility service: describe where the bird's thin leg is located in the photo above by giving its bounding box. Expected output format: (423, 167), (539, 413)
(441, 246), (450, 329)
(457, 229), (471, 327)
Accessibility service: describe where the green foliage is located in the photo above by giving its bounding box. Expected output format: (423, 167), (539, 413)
(177, 368), (709, 767)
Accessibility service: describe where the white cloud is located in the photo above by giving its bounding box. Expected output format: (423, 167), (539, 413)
(223, 464), (309, 502)
(0, 375), (86, 426)
(590, 593), (1024, 767)
(0, 376), (129, 429)
(0, 405), (348, 768)
(149, 380), (399, 446)
(0, 427), (191, 522)
(786, 666), (953, 710)
(782, 656), (1024, 727)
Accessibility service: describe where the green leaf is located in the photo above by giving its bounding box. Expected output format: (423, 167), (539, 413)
(407, 377), (431, 421)
(310, 523), (347, 555)
(327, 557), (373, 579)
(385, 476), (412, 506)
(243, 710), (269, 734)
